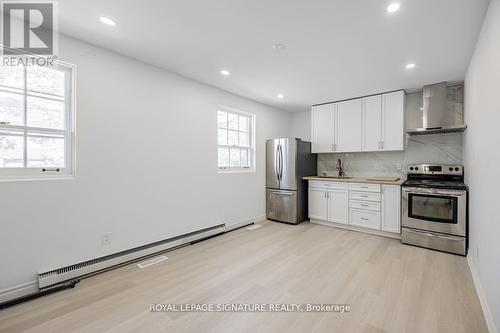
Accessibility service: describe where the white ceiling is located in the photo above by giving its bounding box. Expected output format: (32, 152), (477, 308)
(58, 0), (490, 112)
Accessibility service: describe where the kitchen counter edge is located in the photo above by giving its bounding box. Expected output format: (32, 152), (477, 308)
(303, 176), (405, 185)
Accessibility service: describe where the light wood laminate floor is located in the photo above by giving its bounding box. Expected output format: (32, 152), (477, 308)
(0, 221), (488, 333)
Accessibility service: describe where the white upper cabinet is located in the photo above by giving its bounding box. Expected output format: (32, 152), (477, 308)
(362, 95), (383, 151)
(311, 104), (335, 153)
(381, 91), (405, 151)
(336, 99), (362, 152)
(311, 90), (405, 153)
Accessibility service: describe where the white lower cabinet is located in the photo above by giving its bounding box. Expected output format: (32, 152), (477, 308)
(327, 190), (349, 224)
(350, 209), (381, 230)
(308, 187), (328, 220)
(381, 185), (401, 233)
(309, 181), (401, 236)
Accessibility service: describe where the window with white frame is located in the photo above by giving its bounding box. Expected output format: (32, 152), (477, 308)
(0, 62), (75, 179)
(217, 107), (255, 172)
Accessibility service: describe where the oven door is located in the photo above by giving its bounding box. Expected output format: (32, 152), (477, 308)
(402, 187), (466, 236)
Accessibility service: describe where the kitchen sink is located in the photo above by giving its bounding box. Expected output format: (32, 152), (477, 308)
(317, 176), (353, 179)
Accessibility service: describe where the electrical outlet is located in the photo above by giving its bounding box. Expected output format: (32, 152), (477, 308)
(396, 163), (402, 170)
(101, 232), (112, 245)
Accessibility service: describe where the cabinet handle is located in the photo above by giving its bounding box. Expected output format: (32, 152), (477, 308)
(381, 141), (384, 149)
(361, 195), (368, 198)
(361, 204), (369, 207)
(361, 217), (369, 221)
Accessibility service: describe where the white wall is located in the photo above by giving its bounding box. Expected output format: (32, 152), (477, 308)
(0, 36), (291, 297)
(464, 0), (500, 332)
(290, 110), (311, 141)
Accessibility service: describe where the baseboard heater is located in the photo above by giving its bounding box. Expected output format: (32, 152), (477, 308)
(38, 224), (225, 290)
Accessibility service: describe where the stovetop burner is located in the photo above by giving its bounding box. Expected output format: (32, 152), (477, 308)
(403, 164), (468, 190)
(402, 179), (468, 190)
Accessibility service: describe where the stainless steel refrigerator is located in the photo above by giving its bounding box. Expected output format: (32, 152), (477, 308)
(266, 138), (317, 224)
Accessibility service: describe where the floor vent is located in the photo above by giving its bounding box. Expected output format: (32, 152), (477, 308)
(137, 255), (168, 269)
(246, 224), (262, 230)
(38, 224), (224, 290)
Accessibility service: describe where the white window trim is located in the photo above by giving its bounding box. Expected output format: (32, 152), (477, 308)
(217, 106), (256, 174)
(0, 58), (76, 182)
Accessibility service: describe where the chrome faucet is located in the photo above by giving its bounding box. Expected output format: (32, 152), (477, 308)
(336, 159), (344, 178)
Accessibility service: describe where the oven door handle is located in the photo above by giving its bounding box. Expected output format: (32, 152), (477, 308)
(402, 187), (465, 196)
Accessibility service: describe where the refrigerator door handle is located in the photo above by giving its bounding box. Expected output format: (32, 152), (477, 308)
(279, 144), (283, 181)
(276, 144), (281, 181)
(275, 144), (280, 182)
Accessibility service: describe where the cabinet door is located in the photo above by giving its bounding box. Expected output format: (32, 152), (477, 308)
(382, 91), (405, 151)
(336, 99), (362, 152)
(311, 104), (335, 153)
(362, 95), (382, 151)
(309, 188), (328, 220)
(381, 185), (401, 233)
(327, 190), (349, 224)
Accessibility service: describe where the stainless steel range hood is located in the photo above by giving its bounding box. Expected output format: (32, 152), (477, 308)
(407, 82), (466, 135)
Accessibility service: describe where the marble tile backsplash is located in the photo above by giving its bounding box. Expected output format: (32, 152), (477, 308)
(318, 133), (463, 178)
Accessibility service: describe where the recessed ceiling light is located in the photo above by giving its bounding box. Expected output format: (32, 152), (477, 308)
(273, 43), (287, 52)
(405, 63), (416, 69)
(99, 16), (116, 26)
(277, 94), (284, 99)
(387, 2), (401, 13)
(220, 69), (230, 76)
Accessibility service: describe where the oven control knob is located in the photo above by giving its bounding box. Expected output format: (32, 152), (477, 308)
(449, 167), (454, 171)
(410, 167), (414, 171)
(455, 167), (459, 171)
(415, 167), (419, 170)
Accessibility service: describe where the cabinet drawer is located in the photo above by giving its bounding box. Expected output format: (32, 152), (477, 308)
(350, 209), (381, 230)
(309, 181), (349, 190)
(350, 200), (381, 212)
(349, 183), (380, 193)
(350, 191), (381, 202)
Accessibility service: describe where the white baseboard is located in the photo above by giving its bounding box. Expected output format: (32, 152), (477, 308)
(467, 255), (498, 333)
(310, 219), (401, 239)
(224, 215), (267, 232)
(0, 280), (38, 304)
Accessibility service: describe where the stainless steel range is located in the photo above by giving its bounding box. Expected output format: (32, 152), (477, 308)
(401, 164), (468, 255)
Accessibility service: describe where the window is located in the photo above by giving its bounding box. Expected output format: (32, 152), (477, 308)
(217, 107), (255, 172)
(0, 61), (75, 180)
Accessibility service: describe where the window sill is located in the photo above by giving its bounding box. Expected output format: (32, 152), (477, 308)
(218, 168), (256, 174)
(0, 175), (75, 183)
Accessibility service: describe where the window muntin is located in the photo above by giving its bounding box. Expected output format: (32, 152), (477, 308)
(217, 108), (254, 172)
(0, 61), (74, 179)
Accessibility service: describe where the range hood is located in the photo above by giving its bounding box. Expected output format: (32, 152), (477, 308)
(407, 82), (467, 135)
